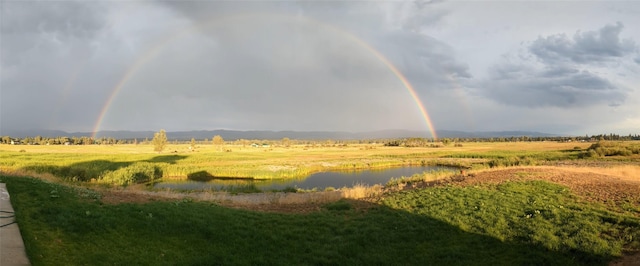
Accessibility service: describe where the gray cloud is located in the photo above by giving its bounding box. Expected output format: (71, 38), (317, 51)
(104, 13), (432, 132)
(95, 1), (469, 132)
(530, 22), (636, 65)
(484, 64), (625, 108)
(3, 1), (640, 136)
(0, 1), (132, 132)
(0, 1), (108, 66)
(481, 22), (636, 109)
(0, 1), (110, 131)
(375, 31), (471, 84)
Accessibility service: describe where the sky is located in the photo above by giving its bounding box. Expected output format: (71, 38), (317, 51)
(1, 0), (639, 137)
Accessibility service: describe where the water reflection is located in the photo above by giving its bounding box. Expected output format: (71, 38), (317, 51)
(154, 166), (455, 191)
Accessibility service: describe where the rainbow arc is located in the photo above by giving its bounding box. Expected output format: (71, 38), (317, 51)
(92, 13), (438, 140)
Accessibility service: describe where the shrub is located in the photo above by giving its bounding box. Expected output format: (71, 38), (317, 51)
(100, 162), (162, 186)
(582, 141), (639, 158)
(384, 141), (401, 147)
(282, 186), (298, 193)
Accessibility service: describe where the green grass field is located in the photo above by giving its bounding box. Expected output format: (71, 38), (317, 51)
(1, 141), (639, 265)
(0, 141), (604, 185)
(1, 174), (638, 265)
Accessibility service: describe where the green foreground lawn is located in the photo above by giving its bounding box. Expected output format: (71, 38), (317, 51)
(2, 175), (639, 265)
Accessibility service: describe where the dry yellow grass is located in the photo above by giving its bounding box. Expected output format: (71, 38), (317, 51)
(0, 168), (58, 182)
(340, 184), (384, 199)
(0, 141), (596, 154)
(540, 165), (640, 183)
(461, 141), (592, 152)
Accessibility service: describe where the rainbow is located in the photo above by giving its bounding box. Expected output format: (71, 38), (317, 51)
(92, 13), (438, 139)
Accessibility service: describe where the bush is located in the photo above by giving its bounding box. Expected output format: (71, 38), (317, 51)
(384, 141), (401, 147)
(582, 141), (639, 158)
(100, 162), (162, 186)
(282, 186), (298, 193)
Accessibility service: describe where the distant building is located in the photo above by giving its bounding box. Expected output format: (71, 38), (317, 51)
(250, 143), (270, 148)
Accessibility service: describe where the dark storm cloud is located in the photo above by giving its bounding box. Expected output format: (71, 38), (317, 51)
(481, 23), (636, 109)
(0, 1), (107, 66)
(1, 1), (127, 132)
(529, 22), (636, 65)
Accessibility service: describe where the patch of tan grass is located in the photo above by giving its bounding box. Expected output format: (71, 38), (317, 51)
(185, 190), (343, 205)
(0, 168), (58, 182)
(341, 184), (384, 199)
(554, 165), (640, 183)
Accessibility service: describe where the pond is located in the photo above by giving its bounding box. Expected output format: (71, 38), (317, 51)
(154, 166), (456, 191)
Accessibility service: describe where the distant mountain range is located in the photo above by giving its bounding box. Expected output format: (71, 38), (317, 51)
(1, 129), (560, 140)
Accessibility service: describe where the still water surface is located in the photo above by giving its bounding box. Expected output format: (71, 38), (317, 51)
(154, 166), (455, 191)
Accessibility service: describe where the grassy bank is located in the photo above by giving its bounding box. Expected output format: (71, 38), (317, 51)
(2, 174), (638, 265)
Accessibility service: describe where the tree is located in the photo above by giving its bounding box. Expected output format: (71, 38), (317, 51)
(190, 138), (196, 150)
(281, 137), (291, 147)
(152, 129), (168, 152)
(212, 135), (224, 145)
(441, 138), (451, 146)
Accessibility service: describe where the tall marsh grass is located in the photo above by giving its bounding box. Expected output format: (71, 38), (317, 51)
(386, 169), (458, 187)
(583, 141), (640, 157)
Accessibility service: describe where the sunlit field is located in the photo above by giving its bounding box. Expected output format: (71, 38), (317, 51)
(0, 141), (599, 182)
(1, 140), (640, 265)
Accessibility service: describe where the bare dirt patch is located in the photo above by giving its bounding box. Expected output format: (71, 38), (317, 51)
(609, 252), (640, 266)
(99, 189), (180, 205)
(96, 186), (378, 213)
(448, 167), (640, 210)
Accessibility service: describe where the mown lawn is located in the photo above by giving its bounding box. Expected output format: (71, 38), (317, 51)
(3, 174), (639, 265)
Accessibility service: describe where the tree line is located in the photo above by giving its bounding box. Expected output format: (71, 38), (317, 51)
(2, 133), (639, 147)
